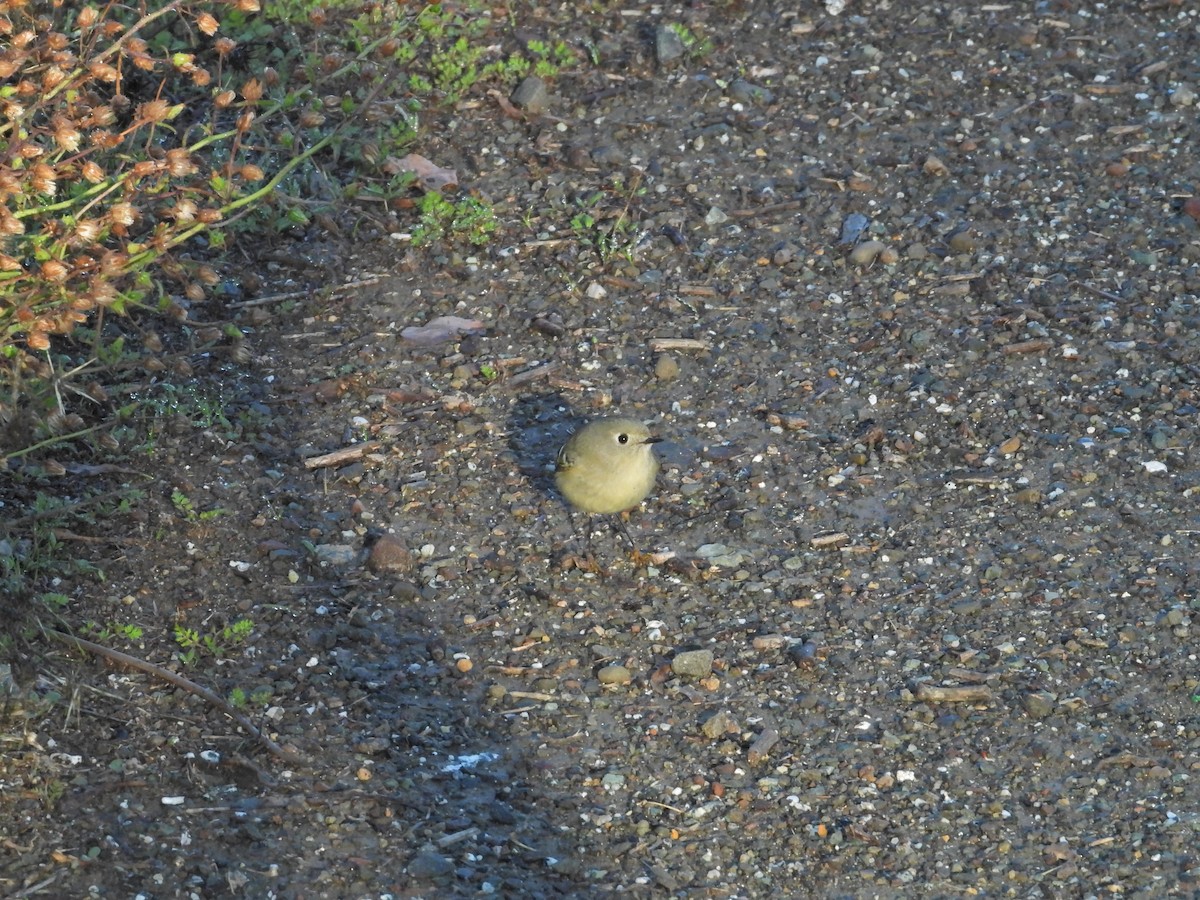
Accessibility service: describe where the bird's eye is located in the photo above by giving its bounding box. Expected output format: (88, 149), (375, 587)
(617, 433), (629, 444)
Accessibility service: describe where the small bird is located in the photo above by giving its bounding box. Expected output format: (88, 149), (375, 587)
(554, 417), (662, 515)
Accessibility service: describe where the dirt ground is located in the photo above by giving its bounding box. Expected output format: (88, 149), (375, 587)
(3, 1), (1200, 897)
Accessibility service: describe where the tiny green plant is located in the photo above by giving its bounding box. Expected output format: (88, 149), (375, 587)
(173, 618), (254, 666)
(669, 23), (714, 59)
(82, 621), (144, 643)
(170, 488), (226, 523)
(410, 192), (498, 247)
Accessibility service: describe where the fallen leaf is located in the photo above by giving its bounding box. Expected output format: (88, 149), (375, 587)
(400, 316), (486, 346)
(385, 153), (458, 191)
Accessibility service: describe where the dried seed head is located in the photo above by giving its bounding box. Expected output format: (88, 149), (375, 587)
(240, 163), (264, 181)
(43, 459), (67, 477)
(0, 254), (20, 270)
(26, 331), (50, 351)
(143, 356), (166, 372)
(197, 208), (222, 224)
(42, 64), (67, 89)
(109, 202), (136, 226)
(41, 260), (69, 281)
(31, 162), (57, 195)
(185, 282), (205, 302)
(97, 433), (120, 451)
(190, 68), (212, 87)
(0, 211), (25, 235)
(131, 159), (161, 178)
(87, 382), (110, 403)
(78, 6), (99, 28)
(197, 265), (219, 285)
(46, 410), (67, 433)
(87, 105), (116, 127)
(63, 413), (85, 431)
(165, 148), (197, 177)
(262, 67), (279, 87)
(81, 160), (104, 182)
(137, 99), (172, 123)
(89, 280), (117, 306)
(236, 109), (255, 132)
(214, 37), (236, 56)
(91, 130), (121, 150)
(242, 78), (263, 101)
(100, 251), (129, 276)
(169, 199), (197, 222)
(299, 110), (325, 128)
(171, 357), (194, 378)
(52, 115), (81, 151)
(88, 61), (118, 81)
(74, 219), (102, 242)
(215, 89), (236, 108)
(236, 0), (261, 12)
(195, 12), (219, 35)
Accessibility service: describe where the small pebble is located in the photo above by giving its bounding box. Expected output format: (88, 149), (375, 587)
(654, 354), (680, 381)
(655, 24), (685, 65)
(597, 664), (632, 685)
(1023, 692), (1056, 719)
(367, 534), (414, 574)
(1170, 83), (1196, 107)
(510, 75), (549, 114)
(848, 240), (886, 266)
(701, 709), (738, 739)
(728, 78), (774, 106)
(923, 155), (950, 176)
(948, 230), (976, 253)
(672, 649), (714, 678)
(408, 850), (455, 879)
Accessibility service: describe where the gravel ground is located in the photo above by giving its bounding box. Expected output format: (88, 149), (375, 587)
(4, 1), (1200, 897)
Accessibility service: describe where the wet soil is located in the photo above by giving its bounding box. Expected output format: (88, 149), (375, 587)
(3, 1), (1200, 898)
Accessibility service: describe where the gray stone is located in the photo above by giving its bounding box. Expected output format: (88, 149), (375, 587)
(672, 649), (714, 678)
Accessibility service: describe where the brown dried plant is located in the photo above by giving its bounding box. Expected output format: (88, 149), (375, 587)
(0, 1), (268, 356)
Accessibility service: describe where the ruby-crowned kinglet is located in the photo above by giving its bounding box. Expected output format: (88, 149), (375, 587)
(554, 417), (662, 515)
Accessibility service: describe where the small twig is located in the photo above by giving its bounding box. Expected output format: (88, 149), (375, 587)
(227, 277), (383, 309)
(1002, 338), (1054, 355)
(45, 629), (306, 765)
(302, 441), (382, 470)
(641, 799), (686, 814)
(727, 199), (805, 219)
(648, 337), (711, 352)
(1070, 281), (1124, 303)
(913, 683), (995, 704)
(8, 871), (61, 899)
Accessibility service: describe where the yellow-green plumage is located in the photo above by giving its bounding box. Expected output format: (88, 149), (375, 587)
(554, 417), (661, 514)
